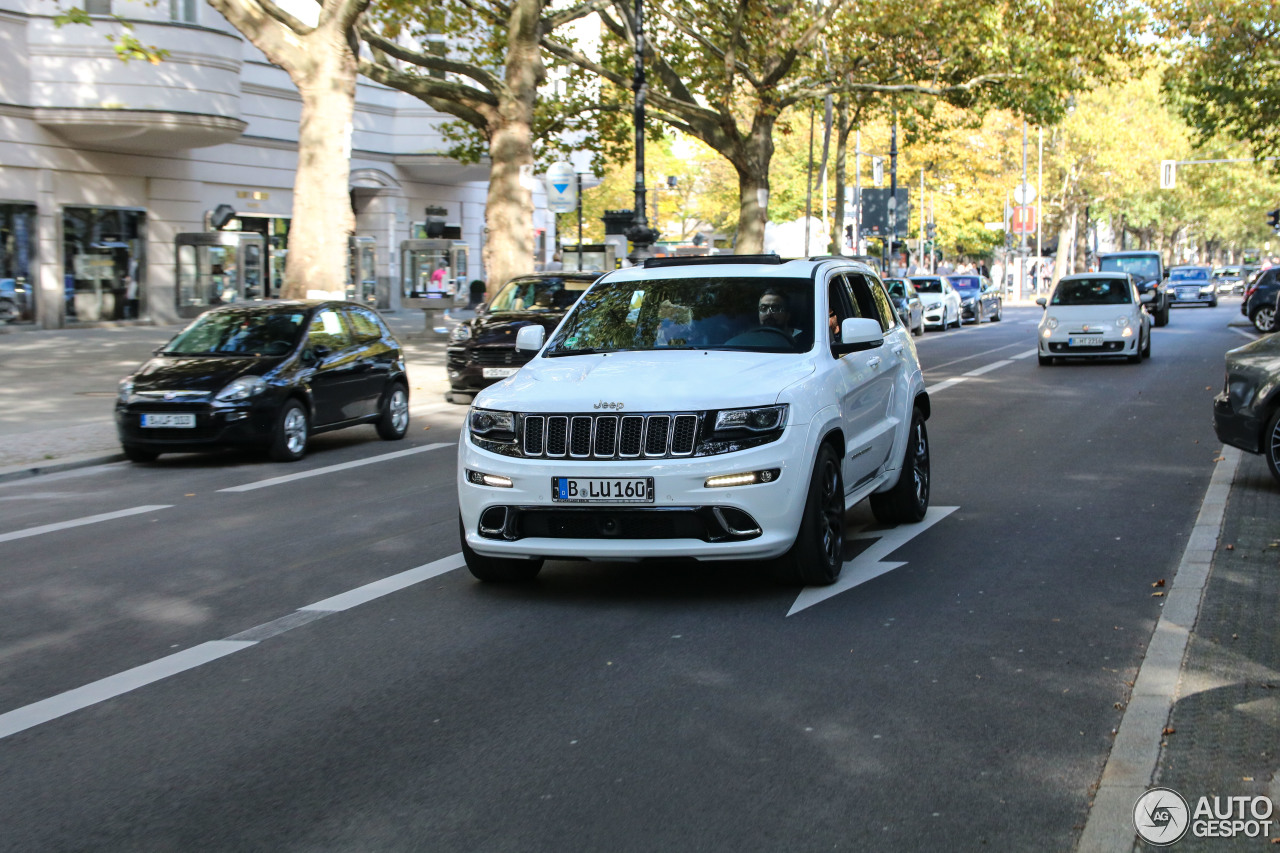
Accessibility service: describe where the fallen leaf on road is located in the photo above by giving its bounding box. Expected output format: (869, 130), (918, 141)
(1163, 727), (1176, 736)
(1152, 591), (1165, 597)
(1152, 579), (1166, 588)
(1214, 456), (1226, 462)
(1226, 544), (1235, 550)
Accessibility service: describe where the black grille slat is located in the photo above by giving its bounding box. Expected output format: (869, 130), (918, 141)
(671, 415), (698, 455)
(570, 416), (593, 457)
(515, 412), (701, 459)
(594, 416), (618, 457)
(644, 416), (671, 456)
(546, 416), (568, 456)
(619, 416), (644, 457)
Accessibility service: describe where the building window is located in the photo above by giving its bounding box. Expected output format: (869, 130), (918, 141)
(84, 0), (112, 15)
(170, 0), (197, 24)
(0, 203), (37, 325)
(63, 207), (147, 322)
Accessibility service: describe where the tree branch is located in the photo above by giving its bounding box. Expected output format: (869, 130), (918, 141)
(360, 27), (506, 94)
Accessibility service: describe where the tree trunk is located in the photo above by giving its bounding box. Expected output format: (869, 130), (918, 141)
(829, 99), (850, 256)
(483, 115), (535, 298)
(280, 36), (358, 299)
(731, 115), (777, 254)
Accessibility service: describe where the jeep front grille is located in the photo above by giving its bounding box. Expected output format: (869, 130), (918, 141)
(521, 412), (700, 459)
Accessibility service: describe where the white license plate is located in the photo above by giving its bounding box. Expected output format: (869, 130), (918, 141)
(482, 367), (519, 378)
(1068, 336), (1103, 347)
(141, 413), (196, 428)
(552, 477), (654, 503)
(1177, 288), (1199, 299)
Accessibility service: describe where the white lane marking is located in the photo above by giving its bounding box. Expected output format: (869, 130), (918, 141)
(1230, 327), (1255, 340)
(964, 359), (1014, 377)
(0, 641), (253, 739)
(301, 553), (465, 612)
(0, 505), (173, 545)
(219, 443), (453, 493)
(920, 341), (1025, 370)
(0, 552), (469, 741)
(1009, 348), (1038, 359)
(926, 377), (968, 394)
(788, 506), (958, 616)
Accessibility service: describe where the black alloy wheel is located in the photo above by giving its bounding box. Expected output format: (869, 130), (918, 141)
(770, 443), (844, 586)
(460, 514), (544, 582)
(870, 407), (930, 524)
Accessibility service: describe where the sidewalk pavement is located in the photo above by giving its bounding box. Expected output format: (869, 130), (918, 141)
(1, 304), (1277, 850)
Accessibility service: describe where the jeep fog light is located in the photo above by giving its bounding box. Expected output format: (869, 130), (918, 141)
(705, 468), (781, 488)
(466, 469), (513, 488)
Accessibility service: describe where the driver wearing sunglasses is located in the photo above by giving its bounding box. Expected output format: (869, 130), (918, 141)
(757, 288), (799, 339)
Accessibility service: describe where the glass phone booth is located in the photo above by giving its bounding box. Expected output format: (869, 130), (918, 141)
(175, 232), (267, 318)
(346, 236), (377, 306)
(401, 239), (470, 305)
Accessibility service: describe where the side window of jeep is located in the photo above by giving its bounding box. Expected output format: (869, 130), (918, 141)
(847, 274), (897, 332)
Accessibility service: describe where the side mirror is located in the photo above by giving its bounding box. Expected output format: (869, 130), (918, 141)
(1035, 298), (1047, 308)
(832, 317), (884, 355)
(306, 344), (330, 364)
(515, 324), (546, 352)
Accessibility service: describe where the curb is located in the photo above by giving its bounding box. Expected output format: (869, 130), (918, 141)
(0, 452), (127, 485)
(1075, 446), (1242, 852)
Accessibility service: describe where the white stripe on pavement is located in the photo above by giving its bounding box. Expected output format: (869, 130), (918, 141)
(0, 505), (173, 545)
(926, 377), (968, 394)
(219, 443), (453, 493)
(300, 553), (466, 612)
(963, 359), (1014, 377)
(1009, 348), (1038, 359)
(0, 641), (253, 739)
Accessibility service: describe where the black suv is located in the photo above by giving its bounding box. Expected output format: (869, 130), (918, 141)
(1242, 266), (1279, 333)
(446, 271), (601, 396)
(1098, 251), (1172, 327)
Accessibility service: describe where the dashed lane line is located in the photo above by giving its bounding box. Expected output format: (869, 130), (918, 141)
(0, 552), (466, 741)
(0, 505), (173, 545)
(925, 349), (1036, 395)
(218, 442), (453, 493)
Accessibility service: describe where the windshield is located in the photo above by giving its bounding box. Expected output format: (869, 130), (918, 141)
(910, 278), (944, 294)
(488, 276), (592, 312)
(545, 276), (815, 355)
(1169, 267), (1209, 282)
(1099, 255), (1160, 281)
(948, 275), (982, 294)
(1050, 278), (1133, 306)
(885, 279), (910, 298)
(162, 309), (307, 356)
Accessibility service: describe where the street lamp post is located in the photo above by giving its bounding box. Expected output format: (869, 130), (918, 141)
(625, 0), (659, 265)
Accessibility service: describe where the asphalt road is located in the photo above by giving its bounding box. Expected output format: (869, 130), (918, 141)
(0, 301), (1254, 851)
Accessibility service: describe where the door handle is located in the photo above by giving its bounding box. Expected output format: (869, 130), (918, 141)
(868, 356), (882, 368)
(892, 345), (904, 356)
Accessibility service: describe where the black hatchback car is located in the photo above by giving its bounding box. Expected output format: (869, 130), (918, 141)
(116, 301), (409, 462)
(446, 271), (601, 395)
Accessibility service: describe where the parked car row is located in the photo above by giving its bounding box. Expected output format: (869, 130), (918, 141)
(882, 274), (1003, 334)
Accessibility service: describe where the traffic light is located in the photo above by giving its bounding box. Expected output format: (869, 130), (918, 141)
(1268, 208), (1280, 231)
(925, 221), (936, 240)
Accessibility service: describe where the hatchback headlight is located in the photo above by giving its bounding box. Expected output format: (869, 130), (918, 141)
(714, 405), (788, 433)
(215, 376), (267, 402)
(118, 378), (134, 403)
(449, 324), (472, 343)
(1044, 317), (1059, 331)
(469, 408), (516, 440)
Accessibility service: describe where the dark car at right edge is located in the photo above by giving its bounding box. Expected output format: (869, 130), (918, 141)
(1214, 330), (1280, 483)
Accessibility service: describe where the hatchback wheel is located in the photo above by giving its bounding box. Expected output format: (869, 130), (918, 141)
(771, 443), (844, 586)
(269, 400), (309, 461)
(376, 382), (410, 440)
(870, 408), (930, 525)
(1252, 304), (1277, 334)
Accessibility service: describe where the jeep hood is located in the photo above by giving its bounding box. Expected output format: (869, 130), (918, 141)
(473, 350), (816, 413)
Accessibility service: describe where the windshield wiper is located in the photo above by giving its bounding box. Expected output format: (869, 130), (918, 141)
(546, 347), (603, 357)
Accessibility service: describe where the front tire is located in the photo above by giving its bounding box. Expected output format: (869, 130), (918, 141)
(269, 400), (309, 462)
(990, 300), (1002, 322)
(460, 515), (544, 582)
(870, 408), (930, 525)
(376, 382), (410, 440)
(770, 443), (844, 586)
(1154, 301), (1170, 327)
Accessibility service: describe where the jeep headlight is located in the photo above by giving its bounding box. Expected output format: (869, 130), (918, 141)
(215, 375), (267, 402)
(469, 408), (516, 440)
(714, 405), (788, 433)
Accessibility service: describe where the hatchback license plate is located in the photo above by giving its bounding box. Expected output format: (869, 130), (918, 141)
(141, 413), (196, 428)
(553, 477), (653, 503)
(482, 367), (519, 378)
(1068, 336), (1103, 347)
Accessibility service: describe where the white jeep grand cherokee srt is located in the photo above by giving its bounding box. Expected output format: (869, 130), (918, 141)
(457, 255), (932, 586)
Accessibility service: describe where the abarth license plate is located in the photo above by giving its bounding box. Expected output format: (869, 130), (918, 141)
(1068, 336), (1103, 347)
(482, 367), (519, 378)
(141, 413), (196, 428)
(552, 476), (654, 503)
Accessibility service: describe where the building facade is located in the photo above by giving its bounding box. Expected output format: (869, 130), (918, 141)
(0, 0), (557, 330)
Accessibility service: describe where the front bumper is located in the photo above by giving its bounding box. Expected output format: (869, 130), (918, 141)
(458, 429), (811, 561)
(446, 346), (529, 393)
(115, 401), (277, 451)
(1038, 328), (1138, 358)
(1170, 286), (1215, 304)
(921, 304), (946, 326)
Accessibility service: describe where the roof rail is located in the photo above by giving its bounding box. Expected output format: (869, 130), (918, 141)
(641, 254), (783, 269)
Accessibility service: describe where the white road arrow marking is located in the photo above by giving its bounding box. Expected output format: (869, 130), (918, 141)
(788, 505), (958, 616)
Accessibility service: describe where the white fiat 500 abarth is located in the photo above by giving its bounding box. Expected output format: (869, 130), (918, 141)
(1036, 272), (1152, 365)
(457, 255), (932, 586)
